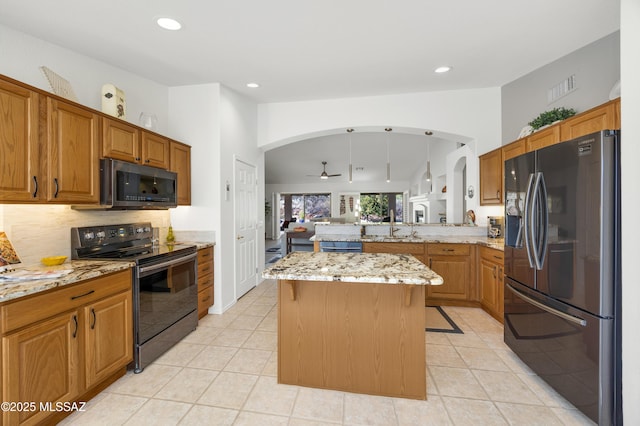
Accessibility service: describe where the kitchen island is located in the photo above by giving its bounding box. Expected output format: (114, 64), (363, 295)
(262, 251), (443, 400)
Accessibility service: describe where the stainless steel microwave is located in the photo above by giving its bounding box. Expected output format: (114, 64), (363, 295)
(100, 158), (178, 209)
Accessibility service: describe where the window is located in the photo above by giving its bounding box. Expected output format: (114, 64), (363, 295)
(280, 193), (331, 222)
(359, 193), (403, 223)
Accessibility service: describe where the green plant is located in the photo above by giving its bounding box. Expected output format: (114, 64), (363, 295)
(528, 107), (576, 130)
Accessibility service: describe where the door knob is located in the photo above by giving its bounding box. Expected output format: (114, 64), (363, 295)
(237, 235), (244, 240)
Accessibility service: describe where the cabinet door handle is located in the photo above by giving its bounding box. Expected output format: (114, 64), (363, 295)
(135, 157), (141, 161)
(429, 258), (432, 268)
(493, 265), (497, 279)
(145, 159), (150, 163)
(90, 308), (96, 330)
(32, 176), (38, 198)
(72, 315), (78, 338)
(54, 178), (59, 198)
(71, 290), (95, 300)
(496, 189), (501, 199)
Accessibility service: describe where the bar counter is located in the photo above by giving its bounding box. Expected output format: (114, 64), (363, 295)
(262, 252), (443, 400)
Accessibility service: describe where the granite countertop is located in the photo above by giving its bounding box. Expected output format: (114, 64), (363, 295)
(262, 251), (443, 285)
(0, 260), (134, 303)
(313, 234), (504, 251)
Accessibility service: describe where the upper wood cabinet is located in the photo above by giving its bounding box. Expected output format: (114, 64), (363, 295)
(102, 117), (140, 163)
(479, 98), (621, 206)
(102, 118), (170, 169)
(47, 98), (100, 203)
(141, 131), (170, 169)
(170, 140), (192, 205)
(479, 149), (503, 205)
(0, 79), (40, 202)
(560, 98), (620, 141)
(525, 125), (560, 152)
(501, 139), (526, 162)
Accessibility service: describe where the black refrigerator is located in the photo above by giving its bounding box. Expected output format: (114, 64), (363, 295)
(503, 130), (621, 425)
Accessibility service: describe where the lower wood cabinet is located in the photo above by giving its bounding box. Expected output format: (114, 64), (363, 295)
(0, 269), (132, 426)
(478, 246), (504, 323)
(197, 246), (215, 318)
(426, 244), (475, 304)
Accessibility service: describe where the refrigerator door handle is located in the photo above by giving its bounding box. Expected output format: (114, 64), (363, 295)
(523, 173), (536, 268)
(530, 172), (548, 271)
(507, 283), (587, 327)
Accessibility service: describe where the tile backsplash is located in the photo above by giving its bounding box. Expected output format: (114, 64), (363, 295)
(1, 205), (171, 266)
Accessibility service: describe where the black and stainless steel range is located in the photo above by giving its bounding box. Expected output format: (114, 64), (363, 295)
(71, 223), (198, 373)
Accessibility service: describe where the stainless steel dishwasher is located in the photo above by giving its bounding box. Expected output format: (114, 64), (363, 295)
(318, 241), (363, 253)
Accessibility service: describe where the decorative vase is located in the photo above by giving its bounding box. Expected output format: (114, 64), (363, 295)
(166, 226), (175, 243)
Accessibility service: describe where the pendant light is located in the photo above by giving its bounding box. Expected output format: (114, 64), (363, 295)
(424, 131), (433, 193)
(385, 128), (392, 182)
(347, 128), (354, 183)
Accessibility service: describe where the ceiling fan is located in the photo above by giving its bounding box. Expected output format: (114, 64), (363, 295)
(308, 161), (342, 179)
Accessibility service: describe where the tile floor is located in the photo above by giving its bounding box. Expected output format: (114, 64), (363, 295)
(61, 280), (595, 425)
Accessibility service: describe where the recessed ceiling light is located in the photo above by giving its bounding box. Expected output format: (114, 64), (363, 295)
(434, 66), (451, 73)
(157, 17), (182, 31)
(246, 83), (260, 88)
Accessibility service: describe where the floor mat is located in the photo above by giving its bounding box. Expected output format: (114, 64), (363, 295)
(266, 247), (281, 253)
(426, 306), (463, 334)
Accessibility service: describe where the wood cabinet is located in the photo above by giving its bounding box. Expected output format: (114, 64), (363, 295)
(170, 140), (192, 205)
(362, 242), (426, 264)
(47, 98), (100, 203)
(102, 117), (140, 163)
(479, 149), (503, 205)
(0, 79), (40, 202)
(525, 125), (560, 152)
(0, 270), (132, 425)
(560, 98), (620, 141)
(479, 99), (621, 208)
(102, 118), (170, 169)
(0, 79), (99, 204)
(478, 246), (504, 323)
(197, 246), (214, 319)
(1, 74), (191, 205)
(501, 139), (526, 161)
(426, 243), (474, 303)
(83, 291), (132, 389)
(140, 131), (170, 169)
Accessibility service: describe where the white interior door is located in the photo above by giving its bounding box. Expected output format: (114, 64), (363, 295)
(235, 159), (257, 298)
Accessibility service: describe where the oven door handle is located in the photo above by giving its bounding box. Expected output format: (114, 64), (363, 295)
(506, 283), (586, 327)
(138, 252), (198, 274)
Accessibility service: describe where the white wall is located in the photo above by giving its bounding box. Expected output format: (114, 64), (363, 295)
(620, 0), (639, 422)
(501, 31), (620, 144)
(168, 83), (222, 312)
(219, 86), (262, 307)
(0, 24), (171, 135)
(257, 88), (502, 156)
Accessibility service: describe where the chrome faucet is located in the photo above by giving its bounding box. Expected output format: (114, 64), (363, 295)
(389, 210), (400, 237)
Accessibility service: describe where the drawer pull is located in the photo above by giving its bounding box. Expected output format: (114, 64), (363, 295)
(493, 255), (502, 260)
(72, 315), (78, 338)
(71, 290), (95, 300)
(90, 308), (96, 330)
(444, 248), (455, 252)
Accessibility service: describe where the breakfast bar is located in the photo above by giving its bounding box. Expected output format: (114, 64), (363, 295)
(262, 251), (443, 400)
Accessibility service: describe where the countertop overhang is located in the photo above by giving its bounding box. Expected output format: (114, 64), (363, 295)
(262, 251), (443, 285)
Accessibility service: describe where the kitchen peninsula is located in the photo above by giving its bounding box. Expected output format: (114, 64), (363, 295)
(262, 251), (443, 400)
